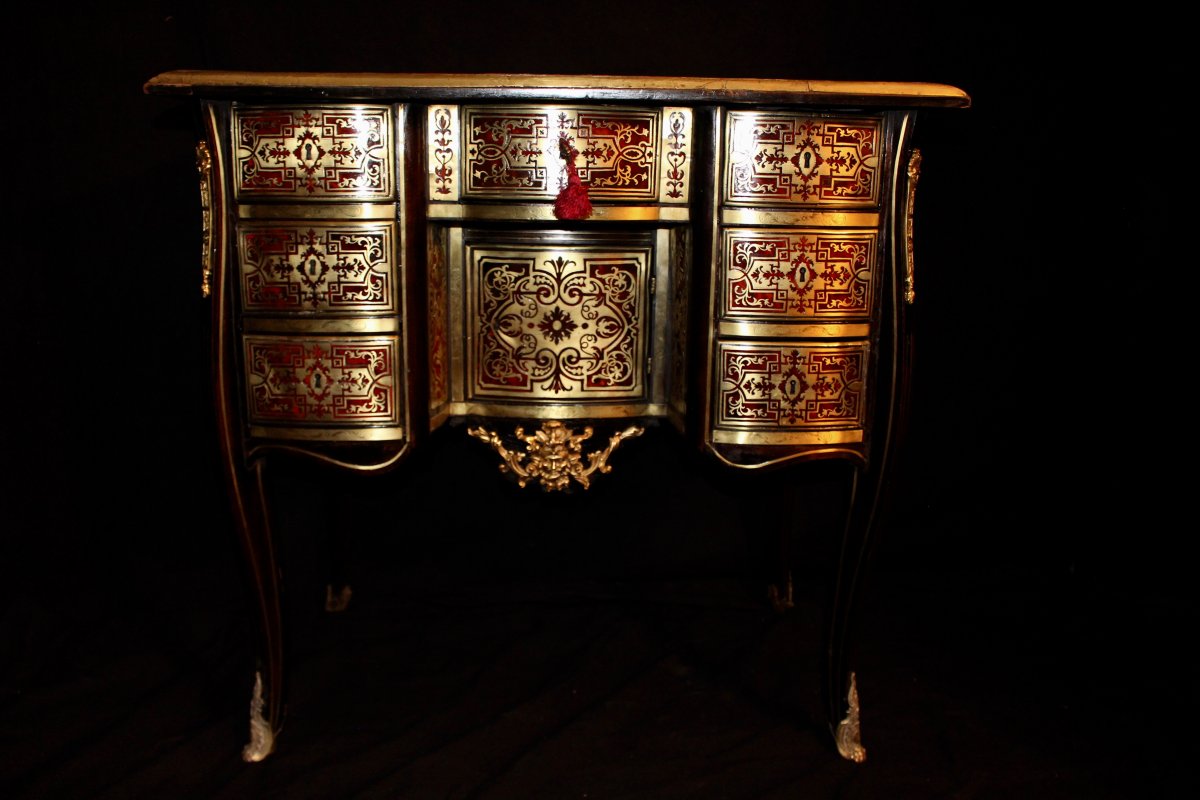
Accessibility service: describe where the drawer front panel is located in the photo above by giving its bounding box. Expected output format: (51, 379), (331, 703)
(244, 335), (403, 431)
(465, 236), (653, 403)
(233, 106), (394, 201)
(721, 228), (877, 323)
(724, 112), (882, 207)
(435, 105), (689, 203)
(238, 221), (398, 316)
(714, 341), (867, 431)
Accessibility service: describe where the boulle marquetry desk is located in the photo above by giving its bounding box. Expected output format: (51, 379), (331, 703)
(144, 71), (968, 762)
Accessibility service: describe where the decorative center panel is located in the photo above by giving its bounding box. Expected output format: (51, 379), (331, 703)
(233, 106), (393, 200)
(725, 112), (881, 206)
(244, 335), (401, 426)
(716, 341), (867, 429)
(459, 106), (681, 202)
(238, 222), (397, 315)
(467, 240), (651, 401)
(722, 228), (877, 321)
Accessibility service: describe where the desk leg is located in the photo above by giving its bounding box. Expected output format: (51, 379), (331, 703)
(826, 313), (910, 761)
(827, 466), (874, 763)
(228, 457), (284, 762)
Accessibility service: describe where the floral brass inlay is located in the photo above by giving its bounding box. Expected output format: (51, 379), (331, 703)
(468, 420), (644, 491)
(469, 244), (649, 400)
(429, 106), (459, 200)
(662, 110), (689, 200)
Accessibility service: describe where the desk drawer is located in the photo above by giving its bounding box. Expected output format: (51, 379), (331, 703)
(719, 227), (878, 336)
(237, 220), (399, 318)
(243, 334), (404, 440)
(428, 105), (691, 208)
(724, 111), (882, 209)
(464, 232), (654, 403)
(233, 105), (394, 201)
(711, 340), (867, 445)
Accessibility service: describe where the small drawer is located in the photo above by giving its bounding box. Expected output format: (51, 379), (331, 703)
(428, 105), (691, 206)
(712, 340), (867, 443)
(237, 220), (399, 317)
(724, 111), (882, 208)
(233, 105), (394, 201)
(718, 228), (878, 335)
(243, 334), (404, 440)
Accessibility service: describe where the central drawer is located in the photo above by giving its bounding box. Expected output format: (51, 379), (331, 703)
(433, 228), (675, 422)
(427, 104), (692, 220)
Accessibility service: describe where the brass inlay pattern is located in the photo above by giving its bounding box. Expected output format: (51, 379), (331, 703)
(835, 672), (866, 763)
(458, 106), (686, 202)
(233, 106), (393, 200)
(428, 105), (460, 201)
(468, 420), (643, 491)
(715, 341), (867, 431)
(721, 228), (877, 322)
(904, 149), (922, 305)
(244, 335), (403, 430)
(467, 241), (651, 401)
(725, 113), (881, 207)
(196, 141), (213, 298)
(238, 221), (397, 315)
(659, 108), (691, 203)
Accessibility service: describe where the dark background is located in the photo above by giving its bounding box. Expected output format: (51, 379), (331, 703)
(5, 1), (1192, 797)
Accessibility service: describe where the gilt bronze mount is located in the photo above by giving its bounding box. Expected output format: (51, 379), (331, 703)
(468, 420), (643, 491)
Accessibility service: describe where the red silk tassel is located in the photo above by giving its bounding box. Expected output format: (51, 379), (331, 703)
(553, 133), (592, 220)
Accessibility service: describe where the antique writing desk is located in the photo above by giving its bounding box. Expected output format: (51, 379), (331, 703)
(145, 71), (968, 762)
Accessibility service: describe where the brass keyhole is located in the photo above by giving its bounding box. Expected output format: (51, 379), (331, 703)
(803, 152), (812, 169)
(304, 143), (313, 160)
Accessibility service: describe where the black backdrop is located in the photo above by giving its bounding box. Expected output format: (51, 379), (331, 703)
(6, 2), (1192, 796)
